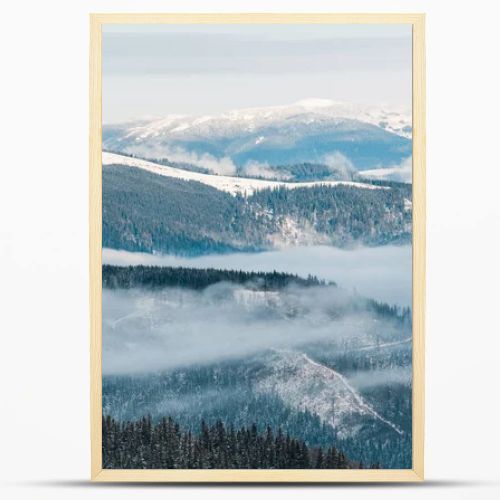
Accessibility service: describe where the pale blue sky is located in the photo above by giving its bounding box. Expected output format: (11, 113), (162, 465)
(103, 24), (412, 123)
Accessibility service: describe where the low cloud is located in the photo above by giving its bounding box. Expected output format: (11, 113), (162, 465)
(122, 144), (237, 176)
(242, 160), (291, 180)
(102, 244), (412, 308)
(348, 366), (412, 390)
(321, 152), (357, 180)
(103, 283), (403, 375)
(361, 156), (412, 183)
(170, 150), (237, 176)
(242, 155), (357, 181)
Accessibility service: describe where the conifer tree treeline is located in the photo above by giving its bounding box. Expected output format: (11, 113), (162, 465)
(102, 265), (326, 290)
(102, 265), (409, 327)
(103, 165), (412, 256)
(102, 415), (376, 470)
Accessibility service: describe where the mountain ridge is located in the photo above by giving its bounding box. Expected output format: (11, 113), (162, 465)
(103, 100), (412, 173)
(103, 151), (387, 196)
(103, 164), (412, 256)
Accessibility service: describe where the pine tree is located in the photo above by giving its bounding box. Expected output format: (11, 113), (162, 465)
(102, 415), (371, 470)
(315, 448), (324, 469)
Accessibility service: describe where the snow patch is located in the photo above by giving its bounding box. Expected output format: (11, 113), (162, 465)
(257, 350), (404, 438)
(102, 152), (387, 197)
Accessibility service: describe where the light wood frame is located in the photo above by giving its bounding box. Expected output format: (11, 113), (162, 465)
(90, 13), (425, 483)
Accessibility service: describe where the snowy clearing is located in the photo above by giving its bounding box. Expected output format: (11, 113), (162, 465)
(102, 152), (387, 196)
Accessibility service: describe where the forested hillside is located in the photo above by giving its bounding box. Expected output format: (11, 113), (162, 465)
(103, 356), (411, 469)
(103, 165), (412, 256)
(102, 415), (371, 469)
(140, 156), (357, 182)
(102, 265), (327, 290)
(102, 265), (412, 469)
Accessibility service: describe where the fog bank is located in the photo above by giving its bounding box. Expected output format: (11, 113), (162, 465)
(103, 284), (404, 375)
(348, 366), (412, 390)
(103, 245), (412, 307)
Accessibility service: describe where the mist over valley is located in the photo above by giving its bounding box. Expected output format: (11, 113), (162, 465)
(100, 100), (413, 470)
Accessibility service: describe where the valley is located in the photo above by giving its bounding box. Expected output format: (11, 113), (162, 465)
(102, 266), (412, 468)
(101, 100), (413, 470)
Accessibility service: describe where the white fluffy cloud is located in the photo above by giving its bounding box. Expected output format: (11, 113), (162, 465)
(361, 156), (412, 183)
(122, 144), (238, 176)
(321, 152), (357, 179)
(242, 161), (292, 180)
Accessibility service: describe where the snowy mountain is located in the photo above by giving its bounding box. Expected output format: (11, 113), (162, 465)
(103, 100), (412, 173)
(107, 99), (411, 139)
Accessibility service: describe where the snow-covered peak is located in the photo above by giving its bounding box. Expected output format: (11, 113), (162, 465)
(106, 99), (412, 140)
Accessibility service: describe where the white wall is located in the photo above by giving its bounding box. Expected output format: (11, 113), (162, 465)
(1, 1), (499, 499)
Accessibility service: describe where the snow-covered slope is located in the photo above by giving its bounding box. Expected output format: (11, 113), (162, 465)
(257, 350), (404, 438)
(294, 99), (411, 138)
(103, 100), (412, 172)
(110, 99), (411, 140)
(103, 152), (386, 197)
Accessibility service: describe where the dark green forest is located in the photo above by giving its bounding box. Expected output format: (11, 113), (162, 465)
(102, 415), (374, 469)
(103, 165), (411, 256)
(103, 355), (412, 469)
(102, 264), (328, 290)
(248, 161), (357, 181)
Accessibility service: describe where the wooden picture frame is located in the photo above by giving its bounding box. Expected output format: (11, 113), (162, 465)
(90, 13), (425, 482)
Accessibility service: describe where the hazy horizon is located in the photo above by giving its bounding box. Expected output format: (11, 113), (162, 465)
(103, 24), (412, 123)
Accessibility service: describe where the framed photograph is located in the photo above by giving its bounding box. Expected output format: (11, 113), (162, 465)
(90, 13), (425, 482)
